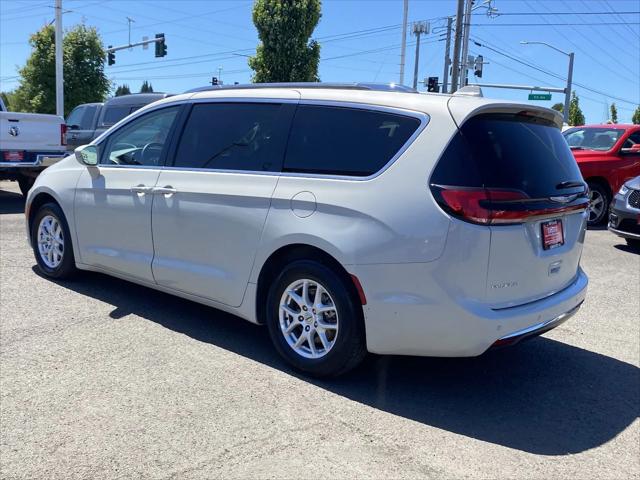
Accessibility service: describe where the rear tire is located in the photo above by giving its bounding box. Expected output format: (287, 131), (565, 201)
(31, 202), (77, 280)
(265, 260), (367, 377)
(587, 182), (610, 226)
(18, 176), (35, 197)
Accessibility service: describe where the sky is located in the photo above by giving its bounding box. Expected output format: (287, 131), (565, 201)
(1, 0), (639, 123)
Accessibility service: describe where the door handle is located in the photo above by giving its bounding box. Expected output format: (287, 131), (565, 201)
(131, 184), (153, 195)
(152, 186), (177, 196)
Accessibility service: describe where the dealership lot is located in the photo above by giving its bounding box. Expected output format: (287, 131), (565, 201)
(0, 180), (638, 479)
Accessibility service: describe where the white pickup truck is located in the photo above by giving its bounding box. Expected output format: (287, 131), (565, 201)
(0, 98), (67, 195)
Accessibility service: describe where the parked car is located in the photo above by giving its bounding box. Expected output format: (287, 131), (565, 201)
(0, 97), (67, 195)
(608, 175), (640, 249)
(563, 124), (640, 225)
(65, 93), (171, 151)
(25, 83), (589, 377)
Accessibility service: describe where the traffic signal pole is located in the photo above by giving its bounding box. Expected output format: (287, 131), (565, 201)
(105, 34), (166, 65)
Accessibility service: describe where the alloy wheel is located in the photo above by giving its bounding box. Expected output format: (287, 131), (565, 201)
(279, 279), (339, 359)
(37, 215), (64, 269)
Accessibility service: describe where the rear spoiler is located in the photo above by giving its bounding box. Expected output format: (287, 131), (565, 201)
(447, 96), (563, 129)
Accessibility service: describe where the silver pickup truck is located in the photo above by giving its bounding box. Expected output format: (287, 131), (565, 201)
(0, 98), (67, 195)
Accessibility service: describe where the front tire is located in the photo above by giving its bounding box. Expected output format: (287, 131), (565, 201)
(31, 202), (77, 279)
(265, 260), (366, 377)
(587, 182), (610, 226)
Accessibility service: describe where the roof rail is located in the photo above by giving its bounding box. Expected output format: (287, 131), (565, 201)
(185, 82), (418, 94)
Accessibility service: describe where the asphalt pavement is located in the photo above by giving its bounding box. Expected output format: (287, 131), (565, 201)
(1, 180), (638, 479)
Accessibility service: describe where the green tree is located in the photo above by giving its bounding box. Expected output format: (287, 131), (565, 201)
(0, 91), (17, 110)
(249, 0), (321, 83)
(610, 103), (618, 124)
(632, 106), (640, 124)
(115, 84), (131, 96)
(568, 91), (585, 126)
(139, 80), (154, 93)
(551, 102), (564, 113)
(12, 24), (110, 116)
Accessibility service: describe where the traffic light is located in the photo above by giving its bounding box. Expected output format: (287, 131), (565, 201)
(211, 77), (218, 86)
(107, 47), (115, 66)
(427, 76), (439, 93)
(474, 55), (484, 78)
(155, 33), (167, 58)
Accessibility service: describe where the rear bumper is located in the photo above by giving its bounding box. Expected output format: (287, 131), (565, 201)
(0, 152), (65, 169)
(489, 301), (583, 349)
(352, 263), (588, 357)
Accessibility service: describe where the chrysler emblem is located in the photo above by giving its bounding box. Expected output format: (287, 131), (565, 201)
(8, 126), (19, 137)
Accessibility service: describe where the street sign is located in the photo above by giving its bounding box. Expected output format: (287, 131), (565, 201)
(528, 93), (552, 101)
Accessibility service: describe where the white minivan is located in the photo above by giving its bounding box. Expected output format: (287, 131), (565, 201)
(26, 83), (589, 376)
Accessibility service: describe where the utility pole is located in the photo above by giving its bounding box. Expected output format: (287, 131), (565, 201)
(399, 0), (409, 85)
(450, 0), (465, 93)
(54, 0), (63, 117)
(459, 0), (474, 89)
(442, 16), (453, 94)
(412, 22), (428, 90)
(564, 52), (574, 125)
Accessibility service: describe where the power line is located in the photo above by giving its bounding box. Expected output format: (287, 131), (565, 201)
(471, 22), (640, 26)
(472, 38), (639, 106)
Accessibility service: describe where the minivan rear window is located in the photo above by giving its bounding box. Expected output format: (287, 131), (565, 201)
(284, 105), (421, 177)
(431, 113), (584, 198)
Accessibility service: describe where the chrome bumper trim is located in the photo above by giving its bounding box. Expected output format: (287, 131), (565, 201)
(608, 226), (640, 240)
(497, 301), (583, 342)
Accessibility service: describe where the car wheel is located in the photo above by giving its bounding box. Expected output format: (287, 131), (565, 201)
(17, 176), (35, 197)
(626, 238), (640, 250)
(31, 202), (77, 279)
(587, 182), (610, 226)
(265, 260), (367, 377)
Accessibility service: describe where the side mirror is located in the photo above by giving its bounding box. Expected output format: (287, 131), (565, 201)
(74, 145), (98, 166)
(621, 144), (640, 155)
(67, 124), (80, 130)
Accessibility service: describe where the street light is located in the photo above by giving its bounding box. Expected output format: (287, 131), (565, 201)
(521, 41), (574, 125)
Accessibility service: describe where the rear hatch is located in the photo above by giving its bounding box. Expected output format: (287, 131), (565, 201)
(431, 102), (588, 308)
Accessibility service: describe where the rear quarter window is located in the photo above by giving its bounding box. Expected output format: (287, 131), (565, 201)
(284, 105), (421, 177)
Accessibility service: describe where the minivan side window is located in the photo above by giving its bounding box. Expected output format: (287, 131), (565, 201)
(100, 107), (179, 167)
(284, 105), (421, 177)
(173, 103), (290, 172)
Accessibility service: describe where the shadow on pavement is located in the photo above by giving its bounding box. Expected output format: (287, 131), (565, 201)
(34, 267), (640, 456)
(614, 243), (640, 255)
(0, 187), (25, 215)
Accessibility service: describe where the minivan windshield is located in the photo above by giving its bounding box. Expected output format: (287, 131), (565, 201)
(563, 127), (624, 151)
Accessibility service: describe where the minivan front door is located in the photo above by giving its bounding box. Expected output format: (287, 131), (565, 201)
(150, 100), (296, 307)
(74, 106), (181, 282)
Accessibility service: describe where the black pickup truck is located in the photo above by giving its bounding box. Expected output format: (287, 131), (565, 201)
(65, 93), (171, 151)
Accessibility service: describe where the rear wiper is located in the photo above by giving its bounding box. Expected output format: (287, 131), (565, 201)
(569, 146), (583, 150)
(556, 181), (586, 190)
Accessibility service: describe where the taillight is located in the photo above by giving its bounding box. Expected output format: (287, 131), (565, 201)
(60, 124), (67, 146)
(434, 186), (588, 225)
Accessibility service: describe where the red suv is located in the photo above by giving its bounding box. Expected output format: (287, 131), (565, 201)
(563, 124), (640, 225)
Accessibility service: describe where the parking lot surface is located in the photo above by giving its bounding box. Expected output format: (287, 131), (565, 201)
(1, 180), (638, 479)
